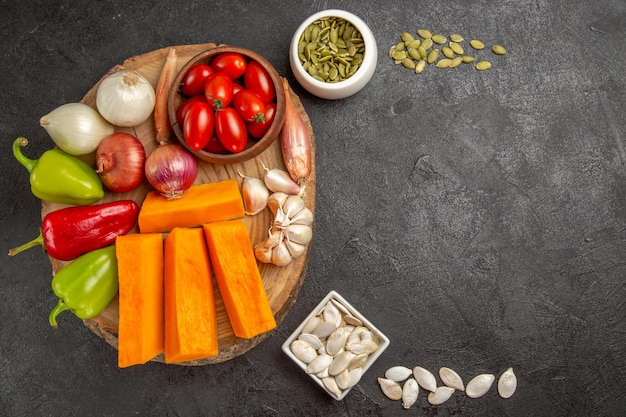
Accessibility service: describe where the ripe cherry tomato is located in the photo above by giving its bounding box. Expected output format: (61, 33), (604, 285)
(244, 61), (275, 103)
(176, 95), (207, 126)
(215, 108), (248, 153)
(232, 82), (244, 95)
(204, 72), (234, 110)
(203, 133), (230, 154)
(180, 64), (213, 96)
(232, 90), (266, 123)
(210, 52), (247, 80)
(183, 101), (214, 151)
(247, 102), (276, 139)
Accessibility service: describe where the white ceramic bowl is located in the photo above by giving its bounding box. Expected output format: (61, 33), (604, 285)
(282, 291), (390, 400)
(289, 10), (378, 100)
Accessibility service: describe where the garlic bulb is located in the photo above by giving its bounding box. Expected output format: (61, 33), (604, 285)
(254, 192), (313, 266)
(40, 103), (114, 155)
(96, 70), (156, 127)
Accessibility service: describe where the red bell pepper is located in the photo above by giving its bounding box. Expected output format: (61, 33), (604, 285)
(8, 200), (139, 261)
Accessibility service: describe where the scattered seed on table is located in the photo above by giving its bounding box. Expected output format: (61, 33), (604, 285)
(492, 44), (507, 55)
(470, 39), (485, 50)
(476, 60), (492, 70)
(450, 33), (464, 42)
(449, 41), (464, 55)
(442, 46), (455, 59)
(431, 34), (447, 44)
(417, 29), (432, 39)
(436, 59), (452, 68)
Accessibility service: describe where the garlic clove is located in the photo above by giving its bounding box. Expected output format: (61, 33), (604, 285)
(282, 195), (306, 218)
(240, 174), (269, 215)
(497, 367), (517, 399)
(262, 162), (301, 195)
(267, 192), (289, 216)
(289, 206), (314, 226)
(271, 241), (293, 266)
(285, 238), (307, 258)
(254, 244), (274, 264)
(285, 224), (313, 245)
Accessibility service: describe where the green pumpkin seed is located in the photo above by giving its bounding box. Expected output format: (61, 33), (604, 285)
(417, 29), (432, 39)
(427, 48), (439, 64)
(442, 46), (455, 59)
(431, 34), (447, 44)
(402, 58), (416, 69)
(420, 38), (433, 50)
(492, 44), (507, 55)
(415, 59), (426, 73)
(436, 59), (452, 68)
(395, 41), (405, 51)
(470, 39), (485, 50)
(417, 46), (427, 59)
(408, 48), (421, 60)
(449, 41), (464, 55)
(476, 60), (491, 70)
(461, 55), (476, 63)
(407, 39), (421, 49)
(297, 16), (365, 83)
(450, 56), (463, 68)
(450, 33), (464, 42)
(392, 50), (407, 60)
(401, 32), (415, 43)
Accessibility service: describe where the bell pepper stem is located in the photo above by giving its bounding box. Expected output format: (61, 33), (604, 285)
(8, 230), (44, 256)
(49, 300), (71, 328)
(12, 137), (38, 173)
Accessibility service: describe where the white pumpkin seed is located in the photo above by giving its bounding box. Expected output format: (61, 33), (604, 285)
(298, 333), (323, 350)
(384, 365), (413, 382)
(348, 353), (369, 370)
(322, 376), (343, 398)
(335, 369), (352, 390)
(378, 377), (403, 400)
(290, 340), (318, 364)
(312, 321), (337, 339)
(465, 373), (495, 398)
(439, 367), (465, 391)
(326, 328), (348, 356)
(305, 354), (333, 374)
(402, 378), (419, 409)
(497, 367), (517, 399)
(301, 315), (322, 334)
(413, 366), (437, 392)
(328, 351), (356, 376)
(427, 386), (456, 405)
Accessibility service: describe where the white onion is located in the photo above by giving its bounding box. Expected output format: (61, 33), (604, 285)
(96, 70), (156, 127)
(39, 103), (114, 155)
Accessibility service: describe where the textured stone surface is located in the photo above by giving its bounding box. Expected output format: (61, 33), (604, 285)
(1, 0), (625, 416)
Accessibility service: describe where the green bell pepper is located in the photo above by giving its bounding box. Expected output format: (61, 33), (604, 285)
(49, 245), (118, 327)
(13, 137), (104, 205)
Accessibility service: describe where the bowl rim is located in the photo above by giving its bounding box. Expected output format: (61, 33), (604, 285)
(281, 290), (390, 401)
(290, 9), (377, 94)
(168, 45), (286, 164)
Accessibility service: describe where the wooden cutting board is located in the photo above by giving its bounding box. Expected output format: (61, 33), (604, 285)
(42, 43), (316, 366)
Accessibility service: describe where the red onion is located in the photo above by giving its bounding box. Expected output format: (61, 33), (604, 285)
(144, 144), (198, 199)
(96, 132), (146, 193)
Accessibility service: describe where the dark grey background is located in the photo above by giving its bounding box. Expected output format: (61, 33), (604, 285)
(1, 1), (625, 416)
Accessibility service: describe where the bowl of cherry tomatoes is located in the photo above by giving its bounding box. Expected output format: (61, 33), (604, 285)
(168, 45), (286, 164)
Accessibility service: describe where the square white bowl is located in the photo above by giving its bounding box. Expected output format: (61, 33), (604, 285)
(282, 290), (390, 400)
